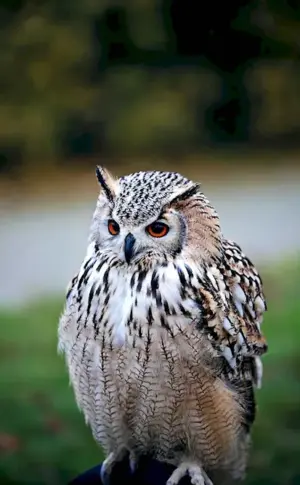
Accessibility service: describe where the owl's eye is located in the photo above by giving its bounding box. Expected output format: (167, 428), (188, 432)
(146, 221), (169, 238)
(108, 219), (120, 236)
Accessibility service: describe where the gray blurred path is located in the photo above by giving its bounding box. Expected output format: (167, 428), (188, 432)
(1, 173), (299, 307)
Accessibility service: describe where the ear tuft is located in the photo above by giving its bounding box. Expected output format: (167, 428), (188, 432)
(169, 182), (201, 206)
(95, 166), (116, 203)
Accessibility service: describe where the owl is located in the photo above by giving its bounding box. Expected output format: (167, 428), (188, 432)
(58, 167), (268, 485)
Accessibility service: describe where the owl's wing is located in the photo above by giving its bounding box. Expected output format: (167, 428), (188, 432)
(200, 239), (268, 388)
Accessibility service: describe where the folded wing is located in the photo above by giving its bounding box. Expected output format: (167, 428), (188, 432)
(199, 239), (268, 388)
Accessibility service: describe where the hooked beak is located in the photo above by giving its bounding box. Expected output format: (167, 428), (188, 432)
(124, 233), (136, 264)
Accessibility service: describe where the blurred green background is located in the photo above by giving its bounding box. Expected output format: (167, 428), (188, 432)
(0, 1), (300, 484)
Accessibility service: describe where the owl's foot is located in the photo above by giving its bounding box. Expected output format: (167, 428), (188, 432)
(100, 449), (126, 485)
(100, 453), (116, 485)
(100, 449), (137, 485)
(129, 450), (137, 474)
(166, 461), (213, 485)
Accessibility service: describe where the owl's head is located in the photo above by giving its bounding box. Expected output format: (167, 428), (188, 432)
(90, 167), (221, 265)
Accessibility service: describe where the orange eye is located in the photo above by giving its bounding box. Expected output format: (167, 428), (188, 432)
(108, 219), (120, 236)
(146, 221), (169, 238)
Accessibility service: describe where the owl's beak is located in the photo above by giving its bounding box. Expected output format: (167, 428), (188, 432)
(124, 233), (136, 264)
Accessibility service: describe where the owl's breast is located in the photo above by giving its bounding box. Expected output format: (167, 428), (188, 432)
(102, 259), (202, 345)
(65, 254), (205, 352)
(60, 254), (243, 468)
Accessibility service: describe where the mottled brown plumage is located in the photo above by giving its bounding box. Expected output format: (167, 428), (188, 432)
(58, 167), (268, 485)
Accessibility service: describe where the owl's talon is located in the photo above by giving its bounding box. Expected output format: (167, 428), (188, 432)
(129, 452), (137, 474)
(100, 461), (110, 485)
(166, 462), (213, 485)
(100, 450), (127, 485)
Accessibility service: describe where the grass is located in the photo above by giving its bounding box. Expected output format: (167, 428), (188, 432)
(0, 300), (101, 485)
(0, 260), (299, 485)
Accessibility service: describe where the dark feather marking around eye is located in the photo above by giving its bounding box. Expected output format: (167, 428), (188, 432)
(157, 209), (168, 220)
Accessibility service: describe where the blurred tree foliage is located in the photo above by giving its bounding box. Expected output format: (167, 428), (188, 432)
(0, 0), (300, 169)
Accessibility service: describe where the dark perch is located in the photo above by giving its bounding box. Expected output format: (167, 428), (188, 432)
(69, 456), (193, 485)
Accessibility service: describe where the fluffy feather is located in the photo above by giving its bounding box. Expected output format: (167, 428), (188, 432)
(58, 169), (268, 485)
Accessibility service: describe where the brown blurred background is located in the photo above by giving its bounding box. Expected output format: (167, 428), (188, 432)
(1, 0), (300, 172)
(0, 1), (300, 484)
